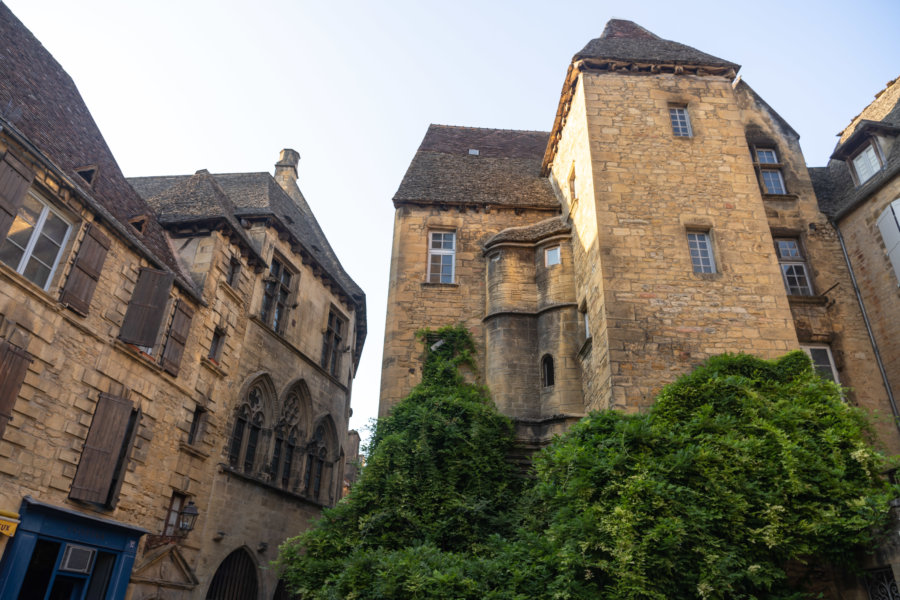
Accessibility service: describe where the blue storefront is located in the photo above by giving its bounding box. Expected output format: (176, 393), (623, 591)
(0, 496), (145, 600)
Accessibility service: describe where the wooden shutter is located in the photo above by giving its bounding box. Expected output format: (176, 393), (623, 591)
(118, 267), (174, 347)
(0, 152), (35, 239)
(59, 223), (111, 316)
(69, 393), (134, 505)
(160, 299), (194, 376)
(0, 339), (33, 439)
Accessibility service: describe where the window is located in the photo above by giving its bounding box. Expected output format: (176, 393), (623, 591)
(0, 338), (33, 440)
(261, 257), (294, 333)
(669, 106), (692, 137)
(876, 198), (900, 285)
(271, 391), (302, 489)
(864, 567), (900, 600)
(162, 492), (188, 536)
(69, 393), (141, 508)
(59, 223), (111, 316)
(208, 327), (225, 363)
(775, 238), (813, 295)
(303, 422), (335, 503)
(187, 405), (207, 445)
(568, 165), (577, 200)
(0, 190), (71, 289)
(754, 148), (787, 195)
(427, 231), (456, 283)
(225, 256), (241, 287)
(119, 267), (175, 352)
(801, 345), (839, 383)
(541, 355), (555, 388)
(687, 231), (716, 274)
(851, 143), (883, 185)
(321, 309), (347, 378)
(545, 246), (561, 267)
(229, 382), (267, 474)
(583, 310), (591, 339)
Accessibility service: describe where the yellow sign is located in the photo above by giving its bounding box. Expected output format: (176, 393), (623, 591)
(0, 517), (18, 537)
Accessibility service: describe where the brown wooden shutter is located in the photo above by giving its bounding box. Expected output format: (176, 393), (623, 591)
(69, 393), (134, 505)
(160, 299), (194, 376)
(118, 267), (174, 347)
(59, 223), (111, 316)
(0, 339), (33, 439)
(0, 152), (35, 239)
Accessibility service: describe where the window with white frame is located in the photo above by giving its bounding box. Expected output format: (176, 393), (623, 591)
(545, 246), (561, 267)
(669, 106), (692, 137)
(851, 142), (883, 185)
(755, 148), (787, 195)
(687, 231), (715, 273)
(801, 345), (839, 383)
(876, 198), (900, 285)
(0, 190), (71, 289)
(427, 231), (456, 283)
(775, 238), (813, 295)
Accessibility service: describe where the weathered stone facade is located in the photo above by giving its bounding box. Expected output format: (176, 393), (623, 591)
(0, 5), (365, 599)
(380, 20), (900, 594)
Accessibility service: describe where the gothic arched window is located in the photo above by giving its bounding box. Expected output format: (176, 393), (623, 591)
(303, 422), (335, 503)
(270, 389), (303, 489)
(229, 382), (267, 474)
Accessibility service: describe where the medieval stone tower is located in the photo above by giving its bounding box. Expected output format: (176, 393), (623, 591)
(381, 20), (899, 454)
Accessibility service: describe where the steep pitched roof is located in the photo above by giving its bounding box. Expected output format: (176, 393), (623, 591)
(813, 76), (900, 219)
(130, 169), (367, 366)
(575, 20), (738, 70)
(0, 3), (194, 294)
(393, 125), (559, 209)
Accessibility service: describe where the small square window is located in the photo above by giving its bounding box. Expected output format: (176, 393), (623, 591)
(545, 246), (561, 267)
(687, 231), (715, 274)
(669, 106), (692, 137)
(0, 191), (72, 290)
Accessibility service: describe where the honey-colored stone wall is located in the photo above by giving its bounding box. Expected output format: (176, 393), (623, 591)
(0, 134), (362, 598)
(835, 176), (900, 452)
(379, 204), (558, 416)
(552, 71), (800, 412)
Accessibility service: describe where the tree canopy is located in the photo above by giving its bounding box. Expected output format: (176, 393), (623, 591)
(278, 327), (897, 599)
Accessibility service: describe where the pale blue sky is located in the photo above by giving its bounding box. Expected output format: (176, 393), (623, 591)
(5, 0), (899, 438)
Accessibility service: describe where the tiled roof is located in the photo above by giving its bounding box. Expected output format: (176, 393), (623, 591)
(393, 125), (560, 209)
(484, 216), (571, 247)
(130, 170), (367, 365)
(813, 76), (900, 219)
(575, 20), (739, 70)
(0, 3), (194, 292)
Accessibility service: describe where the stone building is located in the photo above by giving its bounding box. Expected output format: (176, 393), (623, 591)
(380, 20), (900, 594)
(0, 4), (365, 600)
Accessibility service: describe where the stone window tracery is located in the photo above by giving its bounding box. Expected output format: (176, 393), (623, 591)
(270, 391), (303, 489)
(303, 422), (335, 502)
(229, 383), (268, 474)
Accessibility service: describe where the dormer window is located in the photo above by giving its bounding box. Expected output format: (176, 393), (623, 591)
(850, 142), (883, 185)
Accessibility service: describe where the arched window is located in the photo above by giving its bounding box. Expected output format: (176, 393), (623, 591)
(270, 387), (306, 490)
(303, 420), (336, 503)
(229, 382), (268, 474)
(541, 355), (555, 388)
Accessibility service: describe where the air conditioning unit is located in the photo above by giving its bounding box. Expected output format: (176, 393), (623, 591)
(59, 544), (95, 574)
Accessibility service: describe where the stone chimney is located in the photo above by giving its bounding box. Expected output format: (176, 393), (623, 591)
(274, 148), (300, 186)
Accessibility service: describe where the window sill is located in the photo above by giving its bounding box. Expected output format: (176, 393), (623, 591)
(691, 272), (722, 281)
(787, 294), (828, 306)
(219, 280), (245, 306)
(200, 356), (227, 377)
(420, 281), (459, 288)
(219, 463), (326, 506)
(113, 339), (163, 372)
(761, 193), (799, 201)
(179, 441), (209, 460)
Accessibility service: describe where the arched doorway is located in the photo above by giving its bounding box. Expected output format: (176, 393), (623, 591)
(205, 548), (258, 600)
